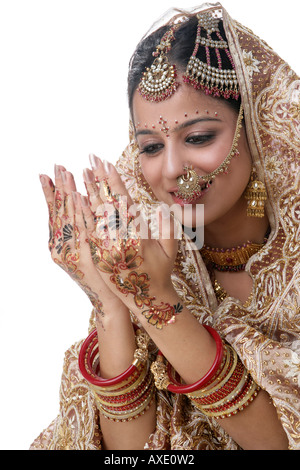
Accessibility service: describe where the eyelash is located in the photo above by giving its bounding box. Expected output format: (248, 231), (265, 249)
(139, 134), (215, 156)
(139, 143), (164, 155)
(186, 134), (215, 145)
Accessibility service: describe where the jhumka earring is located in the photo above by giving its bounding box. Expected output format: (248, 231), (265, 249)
(244, 168), (267, 217)
(183, 11), (240, 100)
(138, 25), (180, 102)
(176, 165), (204, 203)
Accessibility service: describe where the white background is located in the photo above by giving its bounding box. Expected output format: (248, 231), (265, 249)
(0, 0), (298, 450)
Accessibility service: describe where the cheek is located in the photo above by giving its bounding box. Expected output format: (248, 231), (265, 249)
(211, 146), (252, 204)
(230, 133), (252, 189)
(140, 158), (161, 188)
(209, 128), (251, 188)
(192, 132), (236, 173)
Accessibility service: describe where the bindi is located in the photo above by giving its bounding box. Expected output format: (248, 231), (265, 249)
(135, 109), (221, 139)
(159, 116), (170, 137)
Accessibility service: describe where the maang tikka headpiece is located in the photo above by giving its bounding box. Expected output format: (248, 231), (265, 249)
(138, 9), (240, 103)
(138, 25), (180, 102)
(183, 11), (239, 100)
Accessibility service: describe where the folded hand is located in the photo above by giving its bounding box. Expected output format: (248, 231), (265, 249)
(83, 155), (180, 329)
(39, 165), (125, 315)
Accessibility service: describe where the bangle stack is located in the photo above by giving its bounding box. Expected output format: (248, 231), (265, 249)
(151, 325), (260, 420)
(78, 327), (155, 422)
(186, 343), (260, 419)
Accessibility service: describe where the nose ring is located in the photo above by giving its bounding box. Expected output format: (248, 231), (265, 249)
(176, 165), (202, 200)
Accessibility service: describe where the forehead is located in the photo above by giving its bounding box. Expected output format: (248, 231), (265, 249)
(132, 81), (230, 124)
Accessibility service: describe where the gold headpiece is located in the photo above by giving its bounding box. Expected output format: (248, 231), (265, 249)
(183, 12), (239, 100)
(138, 25), (180, 102)
(138, 9), (240, 103)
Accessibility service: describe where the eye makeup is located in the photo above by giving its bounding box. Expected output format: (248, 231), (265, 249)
(135, 109), (222, 140)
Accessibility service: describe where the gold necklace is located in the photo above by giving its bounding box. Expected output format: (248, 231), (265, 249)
(213, 279), (228, 303)
(201, 239), (266, 272)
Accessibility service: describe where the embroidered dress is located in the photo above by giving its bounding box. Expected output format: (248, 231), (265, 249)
(31, 3), (300, 450)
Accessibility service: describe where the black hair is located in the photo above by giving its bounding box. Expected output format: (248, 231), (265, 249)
(127, 16), (241, 116)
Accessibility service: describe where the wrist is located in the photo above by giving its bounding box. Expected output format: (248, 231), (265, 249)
(132, 286), (184, 330)
(101, 296), (129, 315)
(78, 327), (155, 422)
(95, 297), (132, 336)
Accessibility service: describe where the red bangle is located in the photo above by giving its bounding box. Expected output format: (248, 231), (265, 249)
(78, 327), (139, 388)
(163, 325), (224, 394)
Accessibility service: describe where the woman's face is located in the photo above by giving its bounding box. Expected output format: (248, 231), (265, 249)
(132, 81), (252, 227)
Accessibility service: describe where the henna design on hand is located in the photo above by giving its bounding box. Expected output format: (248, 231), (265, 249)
(115, 271), (155, 308)
(141, 302), (183, 329)
(53, 241), (106, 320)
(55, 189), (63, 212)
(42, 170), (111, 318)
(63, 223), (73, 243)
(89, 178), (182, 329)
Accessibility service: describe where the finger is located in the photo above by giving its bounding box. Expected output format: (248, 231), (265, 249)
(72, 192), (88, 250)
(90, 156), (149, 242)
(80, 195), (96, 234)
(61, 171), (77, 223)
(157, 204), (179, 260)
(39, 174), (55, 224)
(74, 192), (101, 264)
(103, 161), (154, 242)
(54, 164), (66, 218)
(91, 156), (133, 206)
(62, 170), (77, 195)
(56, 188), (76, 252)
(83, 167), (103, 214)
(50, 164), (68, 253)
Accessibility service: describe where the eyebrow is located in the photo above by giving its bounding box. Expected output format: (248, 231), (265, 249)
(135, 117), (222, 137)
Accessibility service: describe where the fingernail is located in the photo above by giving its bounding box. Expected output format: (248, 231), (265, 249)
(103, 159), (112, 174)
(39, 174), (48, 187)
(83, 168), (94, 183)
(61, 170), (67, 183)
(89, 153), (101, 170)
(54, 164), (61, 178)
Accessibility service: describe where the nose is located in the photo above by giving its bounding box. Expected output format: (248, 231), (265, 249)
(161, 140), (185, 181)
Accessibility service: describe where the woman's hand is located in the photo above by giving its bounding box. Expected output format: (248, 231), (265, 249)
(83, 155), (180, 329)
(39, 164), (127, 317)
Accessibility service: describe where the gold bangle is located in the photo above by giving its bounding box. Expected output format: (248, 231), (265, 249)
(199, 366), (248, 410)
(91, 361), (149, 396)
(195, 377), (260, 419)
(97, 385), (155, 422)
(93, 369), (153, 407)
(99, 385), (154, 416)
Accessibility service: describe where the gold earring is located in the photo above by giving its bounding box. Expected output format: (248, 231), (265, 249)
(244, 168), (267, 218)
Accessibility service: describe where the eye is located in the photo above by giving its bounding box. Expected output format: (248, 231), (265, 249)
(186, 133), (215, 145)
(139, 143), (164, 156)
